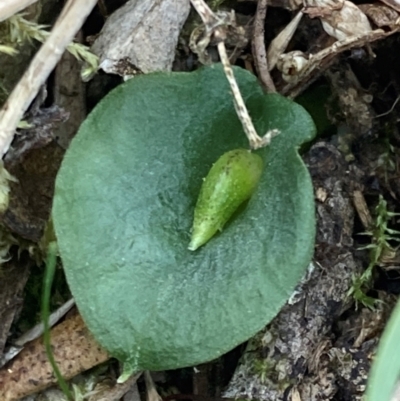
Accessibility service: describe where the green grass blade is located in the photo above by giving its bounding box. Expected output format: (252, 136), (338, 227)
(41, 241), (73, 401)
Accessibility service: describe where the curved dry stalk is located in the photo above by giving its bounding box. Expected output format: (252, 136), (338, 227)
(0, 0), (98, 158)
(252, 0), (276, 92)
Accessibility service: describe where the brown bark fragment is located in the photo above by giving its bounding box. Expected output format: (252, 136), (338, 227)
(0, 312), (109, 401)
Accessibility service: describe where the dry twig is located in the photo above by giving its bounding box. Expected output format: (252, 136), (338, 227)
(282, 28), (399, 97)
(0, 0), (38, 23)
(252, 0), (276, 92)
(0, 0), (98, 158)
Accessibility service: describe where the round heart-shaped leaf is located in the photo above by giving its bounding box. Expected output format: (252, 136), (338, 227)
(53, 65), (316, 373)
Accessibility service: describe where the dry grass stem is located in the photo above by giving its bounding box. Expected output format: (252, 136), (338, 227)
(0, 0), (38, 23)
(0, 0), (98, 158)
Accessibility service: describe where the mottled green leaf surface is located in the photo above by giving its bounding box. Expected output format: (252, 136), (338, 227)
(53, 65), (316, 372)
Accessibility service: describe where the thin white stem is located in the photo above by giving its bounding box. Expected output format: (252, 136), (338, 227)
(190, 0), (279, 149)
(217, 42), (261, 147)
(0, 0), (98, 158)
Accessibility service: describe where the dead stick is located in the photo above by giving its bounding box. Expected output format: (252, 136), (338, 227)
(0, 0), (39, 22)
(0, 0), (98, 158)
(252, 0), (276, 92)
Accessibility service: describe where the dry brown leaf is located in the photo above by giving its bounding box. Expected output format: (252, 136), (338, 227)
(359, 3), (400, 27)
(267, 11), (303, 71)
(305, 0), (372, 40)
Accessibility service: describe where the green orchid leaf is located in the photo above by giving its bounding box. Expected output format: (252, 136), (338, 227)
(53, 64), (316, 372)
(367, 298), (400, 401)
